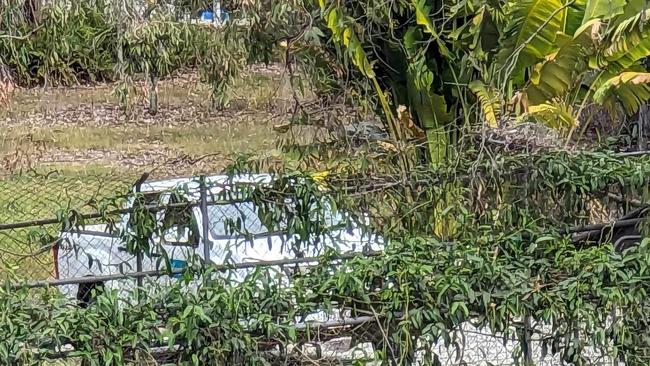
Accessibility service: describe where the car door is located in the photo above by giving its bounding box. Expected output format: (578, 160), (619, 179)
(202, 200), (291, 283)
(139, 192), (202, 291)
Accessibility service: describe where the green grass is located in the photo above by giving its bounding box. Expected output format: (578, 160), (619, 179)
(2, 120), (276, 156)
(1, 70), (295, 119)
(0, 168), (132, 222)
(0, 70), (293, 167)
(0, 168), (133, 280)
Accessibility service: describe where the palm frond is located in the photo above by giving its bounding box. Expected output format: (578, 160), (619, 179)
(603, 8), (650, 68)
(523, 101), (578, 131)
(525, 20), (600, 104)
(470, 80), (502, 128)
(593, 71), (650, 115)
(497, 0), (574, 76)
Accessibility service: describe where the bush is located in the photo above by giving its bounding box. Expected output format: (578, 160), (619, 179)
(0, 0), (213, 87)
(0, 0), (117, 85)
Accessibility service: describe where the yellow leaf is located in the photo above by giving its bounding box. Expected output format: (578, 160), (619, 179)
(326, 8), (340, 38)
(311, 170), (329, 181)
(342, 28), (352, 47)
(525, 101), (577, 131)
(311, 171), (330, 190)
(469, 81), (501, 128)
(593, 72), (650, 115)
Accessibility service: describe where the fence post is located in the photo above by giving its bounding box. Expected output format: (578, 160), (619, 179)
(214, 0), (222, 25)
(523, 315), (534, 365)
(200, 176), (211, 265)
(134, 183), (144, 292)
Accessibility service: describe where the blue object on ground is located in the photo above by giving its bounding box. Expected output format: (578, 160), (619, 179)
(199, 9), (229, 23)
(199, 10), (214, 22)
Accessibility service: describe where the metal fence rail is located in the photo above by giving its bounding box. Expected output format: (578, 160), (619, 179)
(0, 170), (133, 280)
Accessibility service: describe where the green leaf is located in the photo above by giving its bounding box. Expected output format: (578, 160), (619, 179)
(603, 9), (650, 69)
(406, 57), (453, 130)
(525, 19), (599, 104)
(412, 0), (451, 57)
(616, 0), (649, 25)
(582, 0), (626, 23)
(469, 80), (502, 128)
(451, 301), (460, 315)
(566, 0), (587, 34)
(523, 100), (577, 131)
(498, 0), (575, 75)
(593, 72), (650, 115)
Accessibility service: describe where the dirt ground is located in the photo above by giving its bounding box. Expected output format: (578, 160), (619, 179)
(0, 64), (304, 179)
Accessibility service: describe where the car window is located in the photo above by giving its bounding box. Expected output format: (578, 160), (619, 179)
(207, 198), (349, 239)
(208, 202), (268, 237)
(161, 194), (199, 246)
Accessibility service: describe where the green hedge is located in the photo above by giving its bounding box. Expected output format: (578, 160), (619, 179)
(0, 0), (207, 86)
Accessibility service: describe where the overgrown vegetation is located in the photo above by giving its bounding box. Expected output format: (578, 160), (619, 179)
(5, 0), (650, 365)
(5, 153), (650, 365)
(0, 0), (261, 113)
(6, 0), (650, 145)
(250, 0), (650, 162)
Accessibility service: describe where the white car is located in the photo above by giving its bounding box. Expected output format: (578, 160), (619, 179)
(53, 174), (383, 359)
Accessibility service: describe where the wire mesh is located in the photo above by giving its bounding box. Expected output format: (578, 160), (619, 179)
(0, 172), (632, 365)
(430, 323), (620, 366)
(0, 169), (133, 280)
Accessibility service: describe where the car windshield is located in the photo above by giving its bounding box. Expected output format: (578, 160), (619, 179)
(207, 200), (348, 238)
(207, 202), (267, 237)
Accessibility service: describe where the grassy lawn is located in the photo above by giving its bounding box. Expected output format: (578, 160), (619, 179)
(1, 69), (294, 173)
(0, 65), (313, 281)
(5, 120), (276, 157)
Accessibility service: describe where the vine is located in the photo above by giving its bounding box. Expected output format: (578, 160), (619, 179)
(4, 150), (650, 365)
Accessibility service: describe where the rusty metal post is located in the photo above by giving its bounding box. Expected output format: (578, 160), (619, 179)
(134, 182), (144, 292)
(200, 176), (211, 265)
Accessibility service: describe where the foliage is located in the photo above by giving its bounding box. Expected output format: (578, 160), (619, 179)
(0, 0), (116, 85)
(232, 0), (650, 164)
(5, 1), (650, 364)
(194, 23), (249, 110)
(0, 0), (260, 113)
(3, 152), (650, 365)
(5, 0), (650, 150)
(469, 81), (501, 128)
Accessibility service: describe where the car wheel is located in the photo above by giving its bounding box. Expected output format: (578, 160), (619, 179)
(76, 281), (105, 308)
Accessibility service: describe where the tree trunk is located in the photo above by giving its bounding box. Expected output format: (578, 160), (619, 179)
(148, 70), (158, 115)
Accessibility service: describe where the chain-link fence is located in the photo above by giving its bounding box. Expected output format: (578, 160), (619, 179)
(0, 171), (632, 365)
(0, 169), (133, 280)
(432, 322), (620, 366)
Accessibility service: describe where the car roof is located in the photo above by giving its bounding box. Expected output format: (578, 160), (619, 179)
(138, 174), (274, 195)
